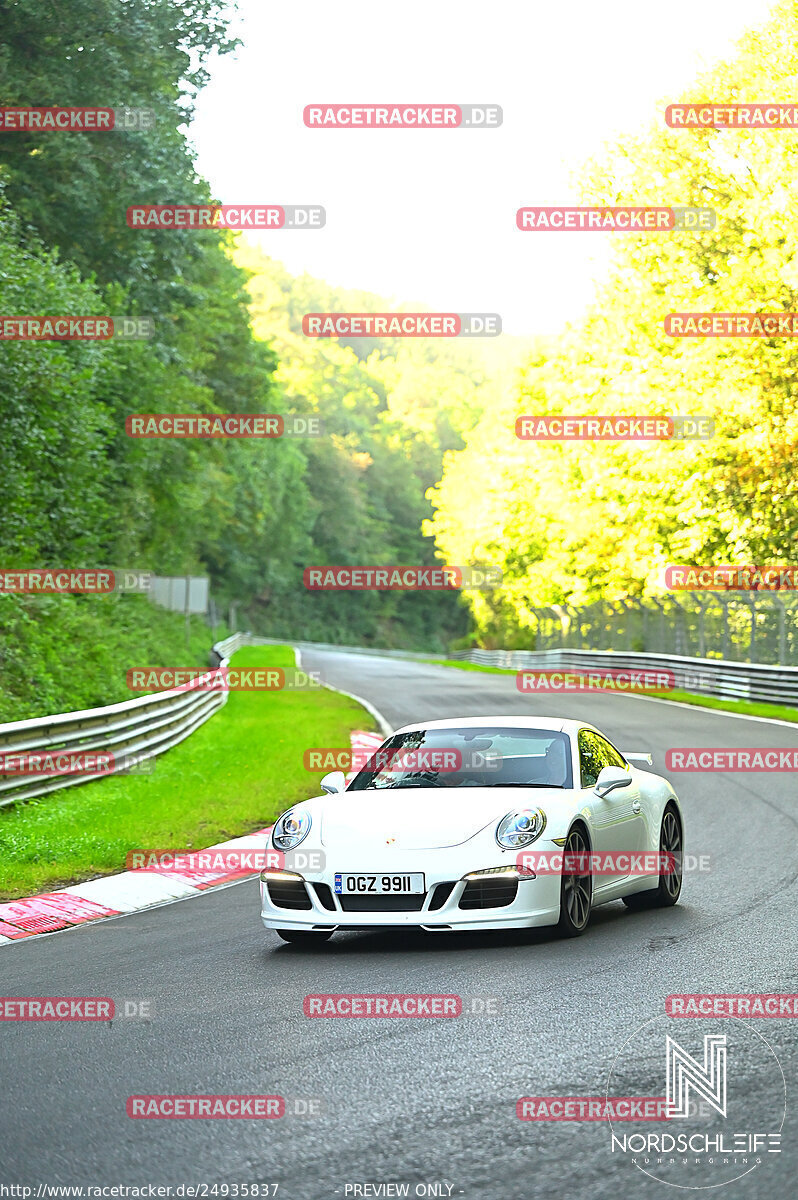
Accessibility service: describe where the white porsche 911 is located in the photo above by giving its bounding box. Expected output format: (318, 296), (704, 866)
(260, 716), (683, 944)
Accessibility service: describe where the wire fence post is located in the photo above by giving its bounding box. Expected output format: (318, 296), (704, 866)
(773, 594), (786, 664)
(694, 594), (708, 659)
(748, 595), (757, 664)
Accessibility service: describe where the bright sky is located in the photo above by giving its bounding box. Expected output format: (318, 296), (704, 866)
(191, 0), (778, 336)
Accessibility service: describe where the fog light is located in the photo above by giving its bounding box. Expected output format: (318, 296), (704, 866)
(461, 865), (535, 880)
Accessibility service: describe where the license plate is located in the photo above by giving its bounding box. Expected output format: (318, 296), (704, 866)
(334, 872), (425, 895)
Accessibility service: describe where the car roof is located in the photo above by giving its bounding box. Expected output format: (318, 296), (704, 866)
(391, 716), (596, 737)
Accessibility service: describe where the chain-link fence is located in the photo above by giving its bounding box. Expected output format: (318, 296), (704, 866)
(526, 594), (798, 665)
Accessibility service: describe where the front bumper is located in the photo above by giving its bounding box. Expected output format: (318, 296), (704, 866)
(260, 855), (562, 933)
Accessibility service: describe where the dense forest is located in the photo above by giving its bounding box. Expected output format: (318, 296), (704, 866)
(0, 0), (514, 719)
(235, 245), (526, 644)
(429, 1), (798, 646)
(2, 0), (796, 711)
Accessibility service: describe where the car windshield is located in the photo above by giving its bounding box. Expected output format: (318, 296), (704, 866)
(347, 726), (573, 791)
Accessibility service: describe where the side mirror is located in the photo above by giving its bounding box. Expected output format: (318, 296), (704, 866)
(594, 765), (632, 798)
(320, 770), (345, 795)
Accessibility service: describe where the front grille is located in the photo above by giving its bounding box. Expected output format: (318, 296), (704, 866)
(311, 882), (336, 911)
(266, 879), (312, 910)
(428, 882), (456, 910)
(338, 893), (426, 912)
(458, 877), (518, 910)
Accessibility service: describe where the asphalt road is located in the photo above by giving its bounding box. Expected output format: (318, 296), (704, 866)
(2, 648), (798, 1200)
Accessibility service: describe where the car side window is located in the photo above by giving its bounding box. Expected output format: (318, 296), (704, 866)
(594, 735), (627, 770)
(578, 730), (604, 788)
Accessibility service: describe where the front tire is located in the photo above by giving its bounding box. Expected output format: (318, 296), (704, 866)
(557, 825), (592, 937)
(276, 929), (334, 944)
(623, 804), (682, 910)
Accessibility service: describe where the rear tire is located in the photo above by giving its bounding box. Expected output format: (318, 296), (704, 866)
(622, 804), (682, 910)
(557, 825), (592, 937)
(276, 929), (333, 944)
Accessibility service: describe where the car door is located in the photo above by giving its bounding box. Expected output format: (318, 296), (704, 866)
(578, 730), (643, 890)
(596, 731), (648, 851)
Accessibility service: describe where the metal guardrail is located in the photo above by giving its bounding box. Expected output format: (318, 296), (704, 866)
(218, 637), (798, 709)
(251, 637), (798, 706)
(0, 631), (250, 808)
(247, 635), (441, 661)
(446, 647), (798, 707)
(12, 629), (774, 807)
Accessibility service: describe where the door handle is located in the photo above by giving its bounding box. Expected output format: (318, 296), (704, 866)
(631, 800), (642, 814)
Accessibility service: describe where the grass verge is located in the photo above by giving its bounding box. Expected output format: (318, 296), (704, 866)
(0, 592), (226, 722)
(0, 644), (375, 900)
(419, 658), (798, 723)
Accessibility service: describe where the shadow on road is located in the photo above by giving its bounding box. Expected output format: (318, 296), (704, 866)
(265, 898), (696, 957)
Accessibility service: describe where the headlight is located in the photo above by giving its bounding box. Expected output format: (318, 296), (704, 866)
(495, 808), (546, 849)
(272, 808), (311, 850)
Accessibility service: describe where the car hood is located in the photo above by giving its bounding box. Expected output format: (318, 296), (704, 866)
(315, 785), (568, 851)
